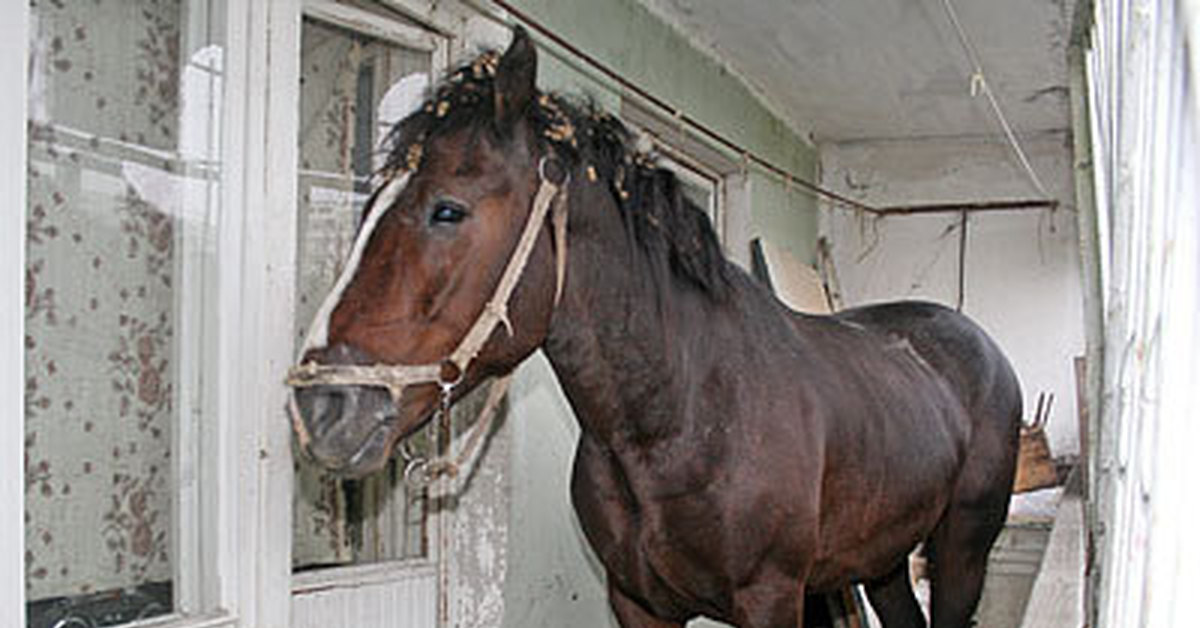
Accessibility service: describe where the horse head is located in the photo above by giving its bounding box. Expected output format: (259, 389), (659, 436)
(288, 28), (566, 477)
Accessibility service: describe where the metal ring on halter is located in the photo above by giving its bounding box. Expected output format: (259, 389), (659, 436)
(438, 358), (467, 390)
(404, 457), (433, 490)
(538, 154), (570, 187)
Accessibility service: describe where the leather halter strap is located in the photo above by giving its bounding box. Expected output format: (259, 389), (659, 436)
(286, 157), (568, 409)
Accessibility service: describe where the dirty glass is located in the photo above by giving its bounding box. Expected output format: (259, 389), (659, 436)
(293, 16), (435, 569)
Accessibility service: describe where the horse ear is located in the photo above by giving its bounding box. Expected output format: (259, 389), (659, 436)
(494, 26), (537, 131)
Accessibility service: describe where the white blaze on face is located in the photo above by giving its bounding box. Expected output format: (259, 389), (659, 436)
(298, 172), (412, 359)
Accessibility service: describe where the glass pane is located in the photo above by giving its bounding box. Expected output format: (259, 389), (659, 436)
(25, 1), (224, 626)
(293, 16), (435, 570)
(679, 176), (717, 222)
(658, 153), (720, 229)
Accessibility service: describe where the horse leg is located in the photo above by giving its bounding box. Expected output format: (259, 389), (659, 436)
(926, 504), (1003, 628)
(608, 581), (683, 628)
(928, 401), (1019, 628)
(863, 560), (926, 628)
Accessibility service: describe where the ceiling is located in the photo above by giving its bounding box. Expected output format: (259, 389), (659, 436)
(641, 0), (1077, 145)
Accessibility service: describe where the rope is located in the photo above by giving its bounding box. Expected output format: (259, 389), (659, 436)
(939, 0), (1053, 200)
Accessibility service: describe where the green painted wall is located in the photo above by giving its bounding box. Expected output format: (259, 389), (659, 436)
(490, 2), (819, 627)
(749, 170), (820, 263)
(508, 0), (819, 262)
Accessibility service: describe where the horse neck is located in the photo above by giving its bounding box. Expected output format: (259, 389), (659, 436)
(542, 182), (728, 444)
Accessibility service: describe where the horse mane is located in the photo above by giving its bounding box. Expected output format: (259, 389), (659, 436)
(381, 50), (732, 300)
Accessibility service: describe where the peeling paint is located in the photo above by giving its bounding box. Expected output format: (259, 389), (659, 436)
(449, 385), (511, 628)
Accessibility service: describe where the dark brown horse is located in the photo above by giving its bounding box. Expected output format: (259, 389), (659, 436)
(287, 28), (1021, 628)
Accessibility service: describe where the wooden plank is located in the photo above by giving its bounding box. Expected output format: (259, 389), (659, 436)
(754, 238), (834, 314)
(1074, 357), (1089, 491)
(292, 565), (437, 628)
(1020, 494), (1085, 628)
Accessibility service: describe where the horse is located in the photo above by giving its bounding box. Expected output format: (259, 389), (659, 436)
(286, 27), (1022, 628)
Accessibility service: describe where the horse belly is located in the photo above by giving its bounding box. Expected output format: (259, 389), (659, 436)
(809, 489), (950, 591)
(811, 400), (969, 589)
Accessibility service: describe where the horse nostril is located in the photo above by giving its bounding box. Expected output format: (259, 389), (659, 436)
(297, 387), (352, 439)
(290, 383), (399, 473)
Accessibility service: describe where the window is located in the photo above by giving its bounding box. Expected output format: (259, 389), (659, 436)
(293, 12), (442, 570)
(657, 150), (724, 235)
(24, 1), (228, 625)
(620, 97), (744, 246)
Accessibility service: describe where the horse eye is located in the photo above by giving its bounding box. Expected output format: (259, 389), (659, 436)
(430, 200), (468, 225)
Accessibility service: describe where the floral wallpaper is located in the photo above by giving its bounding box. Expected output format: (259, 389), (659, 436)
(25, 0), (186, 606)
(293, 17), (434, 569)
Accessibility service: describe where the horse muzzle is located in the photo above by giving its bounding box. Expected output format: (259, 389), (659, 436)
(292, 383), (400, 477)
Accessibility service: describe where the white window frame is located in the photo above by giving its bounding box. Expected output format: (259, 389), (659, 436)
(230, 1), (303, 626)
(2, 3), (30, 627)
(619, 97), (754, 266)
(657, 148), (725, 232)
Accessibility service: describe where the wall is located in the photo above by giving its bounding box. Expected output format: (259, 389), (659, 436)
(820, 132), (1085, 457)
(1082, 0), (1200, 624)
(451, 1), (821, 626)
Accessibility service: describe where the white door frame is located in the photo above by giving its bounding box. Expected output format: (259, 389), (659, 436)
(229, 0), (302, 625)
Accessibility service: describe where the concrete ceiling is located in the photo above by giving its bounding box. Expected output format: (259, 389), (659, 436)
(641, 0), (1076, 145)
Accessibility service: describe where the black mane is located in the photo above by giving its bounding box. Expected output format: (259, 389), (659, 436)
(381, 50), (732, 299)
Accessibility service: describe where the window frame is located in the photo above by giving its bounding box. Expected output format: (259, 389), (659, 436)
(654, 145), (726, 238)
(2, 2), (30, 627)
(619, 96), (750, 258)
(287, 0), (454, 600)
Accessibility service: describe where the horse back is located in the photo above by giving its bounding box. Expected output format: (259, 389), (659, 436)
(834, 300), (1023, 502)
(833, 301), (1022, 430)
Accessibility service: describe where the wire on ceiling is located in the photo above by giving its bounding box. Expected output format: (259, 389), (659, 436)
(482, 0), (1056, 216)
(938, 0), (1054, 200)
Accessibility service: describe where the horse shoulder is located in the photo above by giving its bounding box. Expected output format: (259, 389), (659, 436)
(571, 431), (738, 620)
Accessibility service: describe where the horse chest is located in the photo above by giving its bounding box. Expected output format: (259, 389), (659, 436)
(571, 437), (753, 620)
(564, 441), (724, 619)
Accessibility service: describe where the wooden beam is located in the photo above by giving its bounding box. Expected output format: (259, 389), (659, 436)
(1020, 494), (1086, 628)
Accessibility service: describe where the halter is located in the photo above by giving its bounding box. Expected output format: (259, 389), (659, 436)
(286, 156), (570, 483)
